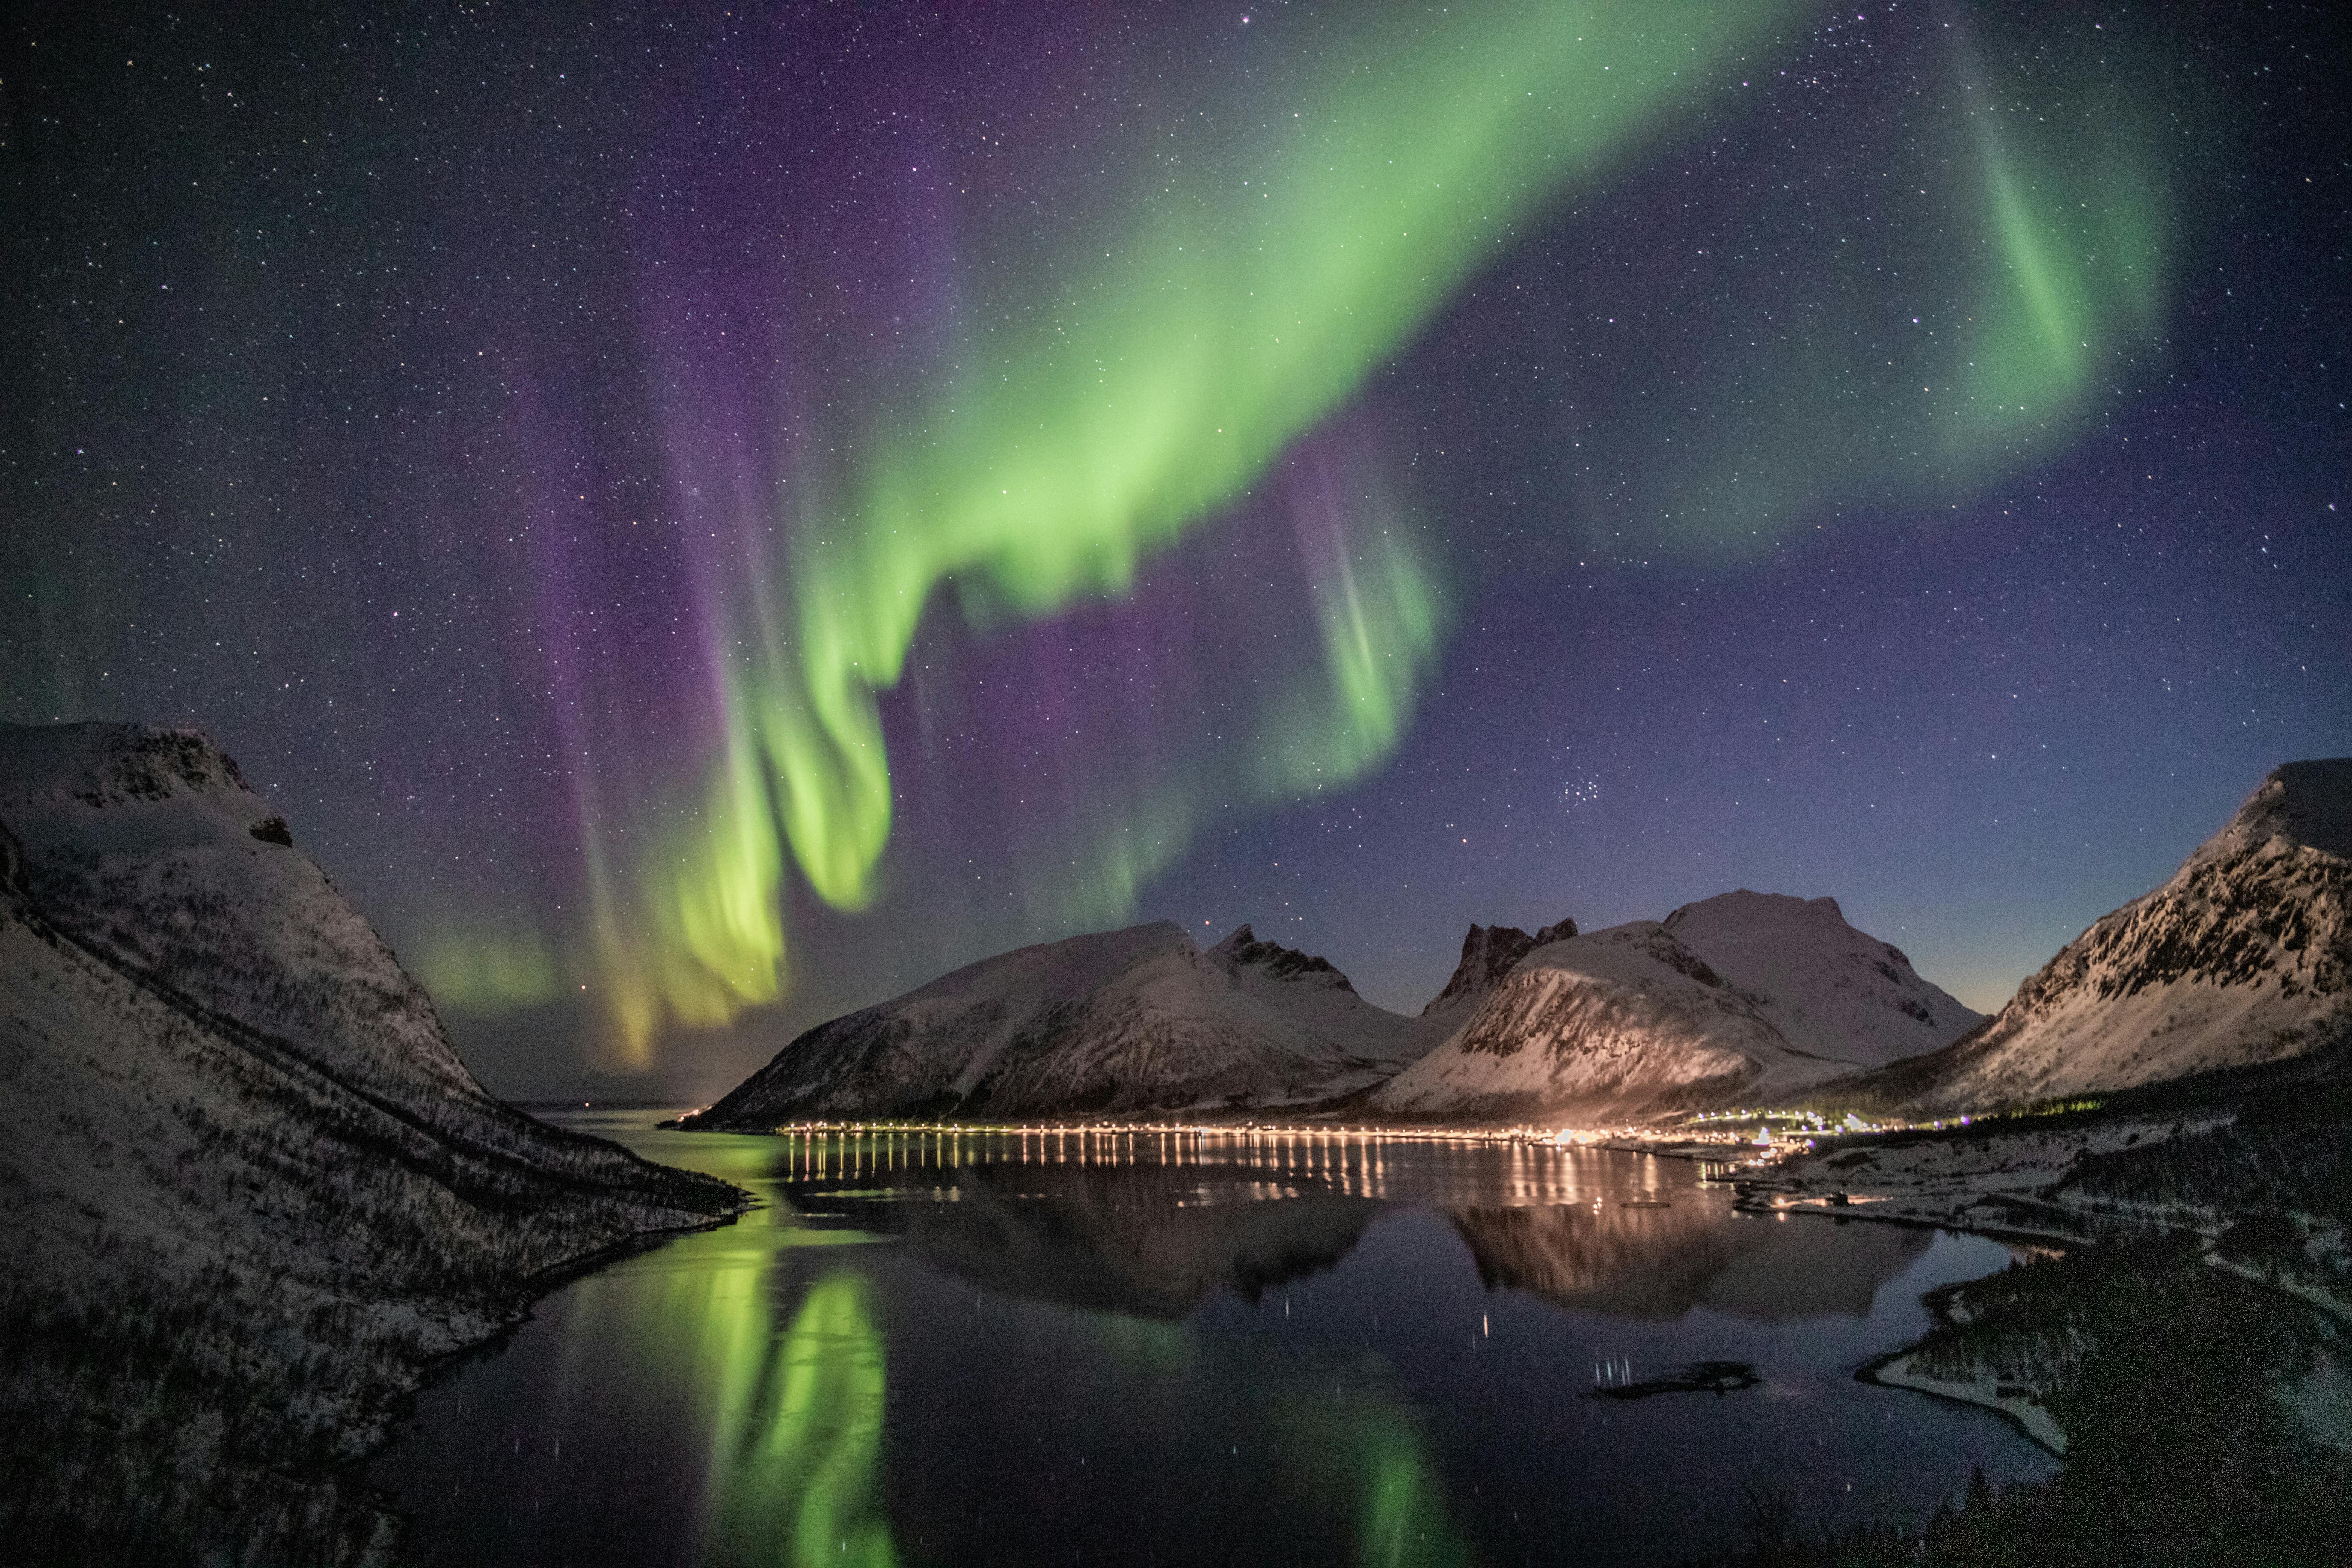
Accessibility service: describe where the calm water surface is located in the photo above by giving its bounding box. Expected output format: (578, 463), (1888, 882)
(370, 1115), (2056, 1566)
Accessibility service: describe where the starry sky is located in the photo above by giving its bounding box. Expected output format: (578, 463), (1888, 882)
(5, 1), (2346, 1099)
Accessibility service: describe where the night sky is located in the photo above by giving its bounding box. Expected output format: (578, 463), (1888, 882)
(6, 1), (2346, 1099)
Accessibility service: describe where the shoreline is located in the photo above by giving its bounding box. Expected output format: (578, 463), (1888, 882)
(338, 1142), (763, 1550)
(1855, 1347), (2068, 1455)
(627, 1113), (2350, 1468)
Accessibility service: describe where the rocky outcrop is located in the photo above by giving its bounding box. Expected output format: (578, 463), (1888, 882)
(1421, 916), (1578, 1016)
(1210, 923), (1355, 989)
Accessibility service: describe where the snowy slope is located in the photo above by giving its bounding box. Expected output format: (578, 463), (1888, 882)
(686, 921), (1426, 1124)
(1662, 891), (1981, 1069)
(1372, 921), (1804, 1121)
(1866, 758), (2352, 1113)
(0, 723), (738, 1562)
(0, 723), (506, 1116)
(1372, 894), (1978, 1124)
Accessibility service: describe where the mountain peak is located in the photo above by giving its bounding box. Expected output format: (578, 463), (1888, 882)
(0, 721), (255, 812)
(1852, 759), (2352, 1114)
(0, 721), (740, 1559)
(1422, 916), (1578, 1015)
(1208, 924), (1354, 991)
(1664, 889), (1847, 933)
(2197, 757), (2352, 865)
(691, 918), (1419, 1123)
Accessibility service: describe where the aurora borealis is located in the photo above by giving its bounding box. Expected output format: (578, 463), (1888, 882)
(5, 1), (2346, 1094)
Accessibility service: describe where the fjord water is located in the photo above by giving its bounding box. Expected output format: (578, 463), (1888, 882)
(371, 1116), (2053, 1566)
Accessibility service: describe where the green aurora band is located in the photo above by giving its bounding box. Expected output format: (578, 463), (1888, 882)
(758, 0), (1800, 909)
(1638, 25), (2168, 548)
(1274, 1382), (1477, 1567)
(597, 0), (1808, 1057)
(412, 3), (2172, 1060)
(676, 1262), (899, 1566)
(539, 1192), (892, 1562)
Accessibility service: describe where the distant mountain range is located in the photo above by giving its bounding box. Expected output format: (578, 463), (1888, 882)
(690, 888), (1983, 1129)
(0, 723), (740, 1561)
(694, 759), (2352, 1128)
(1815, 757), (2352, 1116)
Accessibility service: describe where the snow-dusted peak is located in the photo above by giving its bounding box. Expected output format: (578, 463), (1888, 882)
(690, 915), (1432, 1124)
(2188, 757), (2352, 868)
(1661, 888), (1981, 1068)
(0, 721), (488, 1107)
(898, 920), (1197, 1012)
(1208, 923), (1356, 992)
(1870, 758), (2352, 1113)
(1, 721), (743, 1559)
(1377, 894), (1977, 1124)
(1373, 919), (1790, 1122)
(1508, 919), (1757, 1000)
(0, 721), (253, 808)
(1664, 889), (1845, 938)
(0, 721), (293, 855)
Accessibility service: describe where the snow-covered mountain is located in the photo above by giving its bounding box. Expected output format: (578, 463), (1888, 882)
(686, 921), (1431, 1125)
(1371, 893), (1980, 1124)
(1661, 891), (1982, 1069)
(1854, 758), (2352, 1114)
(0, 723), (738, 1562)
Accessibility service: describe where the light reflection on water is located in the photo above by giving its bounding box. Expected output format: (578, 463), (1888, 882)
(370, 1114), (2056, 1566)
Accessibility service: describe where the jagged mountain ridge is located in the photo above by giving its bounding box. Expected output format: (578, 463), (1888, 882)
(686, 920), (1435, 1125)
(1837, 758), (2352, 1114)
(1372, 892), (1982, 1123)
(0, 723), (740, 1562)
(1421, 916), (1578, 1017)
